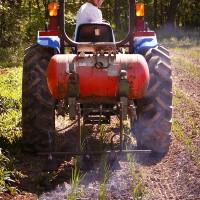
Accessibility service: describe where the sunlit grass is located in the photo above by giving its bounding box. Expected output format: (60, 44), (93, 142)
(99, 164), (111, 200)
(173, 87), (200, 163)
(157, 29), (200, 49)
(172, 47), (200, 60)
(158, 30), (200, 82)
(174, 87), (200, 138)
(172, 56), (200, 82)
(0, 67), (22, 142)
(172, 120), (199, 163)
(66, 164), (85, 200)
(127, 155), (146, 200)
(0, 47), (24, 68)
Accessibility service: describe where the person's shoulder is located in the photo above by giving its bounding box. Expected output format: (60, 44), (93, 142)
(80, 2), (100, 13)
(80, 2), (90, 9)
(85, 2), (98, 9)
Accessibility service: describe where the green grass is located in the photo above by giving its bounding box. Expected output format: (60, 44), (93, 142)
(157, 29), (200, 48)
(158, 30), (200, 82)
(127, 155), (146, 200)
(0, 46), (24, 68)
(0, 67), (22, 143)
(171, 45), (200, 82)
(172, 120), (199, 163)
(0, 50), (23, 193)
(172, 47), (200, 60)
(66, 162), (85, 200)
(172, 57), (200, 82)
(173, 86), (200, 163)
(99, 162), (111, 200)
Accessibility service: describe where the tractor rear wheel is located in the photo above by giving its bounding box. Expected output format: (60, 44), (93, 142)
(22, 45), (55, 152)
(132, 46), (172, 155)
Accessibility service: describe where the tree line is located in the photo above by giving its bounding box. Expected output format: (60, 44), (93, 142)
(0, 0), (199, 47)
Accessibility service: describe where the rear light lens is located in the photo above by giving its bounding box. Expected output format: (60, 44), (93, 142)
(49, 3), (58, 16)
(136, 3), (144, 17)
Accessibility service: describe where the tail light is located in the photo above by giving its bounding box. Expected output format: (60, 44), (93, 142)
(136, 3), (144, 17)
(48, 3), (59, 31)
(135, 3), (145, 31)
(49, 3), (58, 16)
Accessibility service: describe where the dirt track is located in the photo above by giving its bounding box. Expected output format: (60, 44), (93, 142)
(40, 48), (200, 199)
(40, 53), (200, 199)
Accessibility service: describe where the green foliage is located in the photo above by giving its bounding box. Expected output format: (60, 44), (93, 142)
(0, 149), (14, 193)
(0, 0), (199, 48)
(0, 149), (24, 194)
(99, 161), (111, 200)
(66, 164), (84, 200)
(141, 0), (200, 29)
(133, 182), (146, 200)
(173, 88), (200, 163)
(127, 155), (146, 199)
(0, 44), (25, 68)
(34, 172), (55, 192)
(0, 67), (22, 144)
(0, 1), (46, 46)
(157, 29), (200, 47)
(0, 66), (22, 193)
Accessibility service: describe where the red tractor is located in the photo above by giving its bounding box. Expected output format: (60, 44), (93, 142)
(22, 0), (172, 157)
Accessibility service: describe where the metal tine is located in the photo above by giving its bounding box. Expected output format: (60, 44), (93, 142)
(43, 131), (58, 171)
(106, 150), (121, 170)
(80, 154), (94, 171)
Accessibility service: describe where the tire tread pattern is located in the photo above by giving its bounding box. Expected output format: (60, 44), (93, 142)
(22, 45), (55, 152)
(133, 45), (172, 154)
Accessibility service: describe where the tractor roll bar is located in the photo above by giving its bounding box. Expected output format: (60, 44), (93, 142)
(59, 0), (135, 53)
(59, 0), (75, 47)
(116, 0), (135, 52)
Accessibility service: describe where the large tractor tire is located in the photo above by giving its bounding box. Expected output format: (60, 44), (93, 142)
(22, 45), (55, 153)
(132, 46), (172, 155)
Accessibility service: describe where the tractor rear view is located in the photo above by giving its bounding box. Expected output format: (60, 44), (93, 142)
(22, 0), (172, 158)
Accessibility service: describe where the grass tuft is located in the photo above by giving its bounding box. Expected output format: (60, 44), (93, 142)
(66, 163), (85, 200)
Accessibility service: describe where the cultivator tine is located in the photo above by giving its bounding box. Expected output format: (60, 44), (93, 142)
(80, 154), (94, 171)
(39, 101), (151, 171)
(119, 102), (123, 152)
(76, 103), (81, 153)
(106, 150), (121, 170)
(43, 131), (58, 171)
(43, 154), (58, 172)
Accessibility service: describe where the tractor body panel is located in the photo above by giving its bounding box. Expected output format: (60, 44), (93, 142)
(37, 31), (60, 53)
(134, 31), (158, 53)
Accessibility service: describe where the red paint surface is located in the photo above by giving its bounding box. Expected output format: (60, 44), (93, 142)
(38, 31), (60, 36)
(77, 67), (119, 98)
(47, 54), (149, 100)
(134, 31), (155, 37)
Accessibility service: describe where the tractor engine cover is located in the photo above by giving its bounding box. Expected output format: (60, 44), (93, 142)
(47, 54), (149, 100)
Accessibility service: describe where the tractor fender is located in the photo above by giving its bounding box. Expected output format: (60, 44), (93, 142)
(134, 34), (158, 53)
(37, 32), (60, 53)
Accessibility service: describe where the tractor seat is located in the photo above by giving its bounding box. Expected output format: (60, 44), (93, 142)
(75, 23), (114, 43)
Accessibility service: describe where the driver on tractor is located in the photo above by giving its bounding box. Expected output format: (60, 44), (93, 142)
(74, 0), (105, 40)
